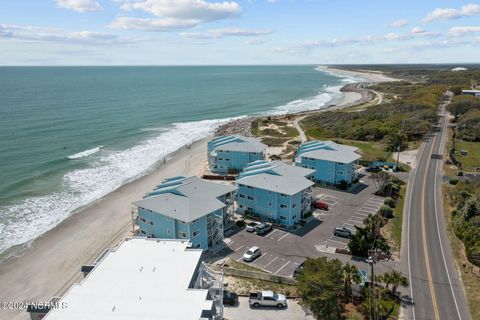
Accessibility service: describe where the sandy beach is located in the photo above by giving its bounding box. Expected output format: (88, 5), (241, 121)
(0, 66), (394, 320)
(327, 66), (400, 83)
(0, 139), (208, 320)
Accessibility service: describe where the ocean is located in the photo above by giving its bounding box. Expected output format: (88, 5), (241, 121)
(0, 65), (359, 261)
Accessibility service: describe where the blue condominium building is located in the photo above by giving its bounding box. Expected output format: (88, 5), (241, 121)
(207, 135), (267, 174)
(295, 140), (361, 186)
(236, 160), (315, 227)
(133, 176), (237, 250)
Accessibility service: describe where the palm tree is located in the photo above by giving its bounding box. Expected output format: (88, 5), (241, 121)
(388, 270), (408, 296)
(342, 263), (361, 301)
(364, 214), (383, 237)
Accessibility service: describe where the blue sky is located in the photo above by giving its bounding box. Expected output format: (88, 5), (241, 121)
(0, 0), (479, 65)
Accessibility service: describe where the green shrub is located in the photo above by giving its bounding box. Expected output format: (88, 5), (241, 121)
(378, 205), (394, 218)
(235, 220), (246, 228)
(384, 197), (396, 208)
(449, 178), (460, 185)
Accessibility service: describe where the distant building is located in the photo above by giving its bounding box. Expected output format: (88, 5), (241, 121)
(236, 160), (315, 226)
(133, 176), (237, 250)
(462, 89), (480, 97)
(37, 238), (224, 320)
(295, 140), (361, 186)
(207, 135), (267, 174)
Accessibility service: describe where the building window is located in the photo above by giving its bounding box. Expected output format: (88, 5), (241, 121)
(292, 203), (297, 208)
(218, 158), (223, 161)
(167, 229), (171, 235)
(148, 220), (154, 226)
(192, 219), (199, 223)
(280, 193), (287, 197)
(268, 202), (272, 206)
(280, 204), (288, 209)
(179, 220), (186, 224)
(140, 217), (146, 223)
(247, 186), (254, 189)
(337, 171), (344, 175)
(140, 230), (146, 235)
(247, 196), (254, 200)
(178, 232), (187, 238)
(166, 216), (172, 221)
(247, 207), (254, 211)
(225, 158), (230, 161)
(192, 230), (200, 237)
(239, 194), (245, 198)
(292, 215), (297, 219)
(280, 216), (287, 220)
(239, 204), (244, 208)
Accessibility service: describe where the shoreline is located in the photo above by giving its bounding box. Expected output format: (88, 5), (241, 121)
(0, 66), (394, 320)
(0, 138), (209, 320)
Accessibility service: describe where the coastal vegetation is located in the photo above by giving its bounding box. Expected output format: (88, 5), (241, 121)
(447, 180), (480, 267)
(296, 257), (403, 320)
(301, 82), (445, 153)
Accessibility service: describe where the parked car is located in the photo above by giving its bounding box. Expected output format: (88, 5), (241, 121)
(333, 226), (353, 238)
(223, 290), (238, 306)
(243, 246), (261, 262)
(292, 261), (305, 278)
(366, 166), (381, 173)
(312, 200), (329, 210)
(249, 290), (287, 308)
(246, 221), (261, 232)
(256, 222), (272, 235)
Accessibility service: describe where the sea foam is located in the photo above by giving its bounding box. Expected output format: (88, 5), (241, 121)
(67, 146), (103, 159)
(0, 118), (234, 258)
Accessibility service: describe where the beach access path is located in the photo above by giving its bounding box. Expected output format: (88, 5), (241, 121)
(0, 139), (208, 320)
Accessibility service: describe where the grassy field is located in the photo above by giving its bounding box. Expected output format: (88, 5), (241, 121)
(455, 139), (480, 171)
(305, 129), (391, 162)
(382, 186), (406, 256)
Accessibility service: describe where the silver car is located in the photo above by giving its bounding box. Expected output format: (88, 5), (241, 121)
(243, 246), (261, 262)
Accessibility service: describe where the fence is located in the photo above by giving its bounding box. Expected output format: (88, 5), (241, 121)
(221, 267), (296, 285)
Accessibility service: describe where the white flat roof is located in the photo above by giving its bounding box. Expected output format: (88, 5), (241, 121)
(44, 238), (212, 320)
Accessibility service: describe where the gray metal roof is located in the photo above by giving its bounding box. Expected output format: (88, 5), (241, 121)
(300, 148), (361, 163)
(133, 177), (237, 222)
(268, 161), (315, 177)
(215, 136), (267, 153)
(237, 173), (314, 196)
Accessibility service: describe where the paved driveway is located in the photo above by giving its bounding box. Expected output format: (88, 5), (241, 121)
(224, 297), (315, 320)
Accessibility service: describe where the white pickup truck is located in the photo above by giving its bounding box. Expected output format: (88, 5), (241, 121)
(248, 290), (287, 308)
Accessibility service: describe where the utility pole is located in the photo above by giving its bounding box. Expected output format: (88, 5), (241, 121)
(367, 249), (378, 320)
(396, 145), (401, 172)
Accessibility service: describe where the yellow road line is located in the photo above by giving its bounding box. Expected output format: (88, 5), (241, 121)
(421, 132), (441, 320)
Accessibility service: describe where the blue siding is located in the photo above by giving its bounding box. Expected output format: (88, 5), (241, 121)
(137, 208), (209, 249)
(299, 157), (356, 185)
(236, 185), (304, 227)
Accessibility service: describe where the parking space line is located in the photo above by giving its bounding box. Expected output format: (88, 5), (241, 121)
(236, 256), (244, 262)
(234, 245), (244, 252)
(267, 229), (280, 237)
(274, 260), (291, 274)
(277, 233), (289, 242)
(328, 238), (348, 246)
(263, 256), (279, 269)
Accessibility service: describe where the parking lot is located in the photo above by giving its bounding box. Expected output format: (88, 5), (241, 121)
(208, 173), (387, 274)
(224, 297), (315, 320)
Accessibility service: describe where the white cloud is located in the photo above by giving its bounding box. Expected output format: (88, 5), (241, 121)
(448, 26), (480, 36)
(210, 27), (271, 37)
(0, 24), (138, 45)
(112, 0), (242, 31)
(55, 0), (103, 13)
(120, 0), (240, 21)
(109, 17), (198, 31)
(410, 26), (424, 34)
(390, 19), (408, 28)
(180, 27), (272, 38)
(423, 3), (480, 23)
(245, 39), (265, 45)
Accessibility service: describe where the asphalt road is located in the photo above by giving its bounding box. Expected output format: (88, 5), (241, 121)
(404, 98), (471, 320)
